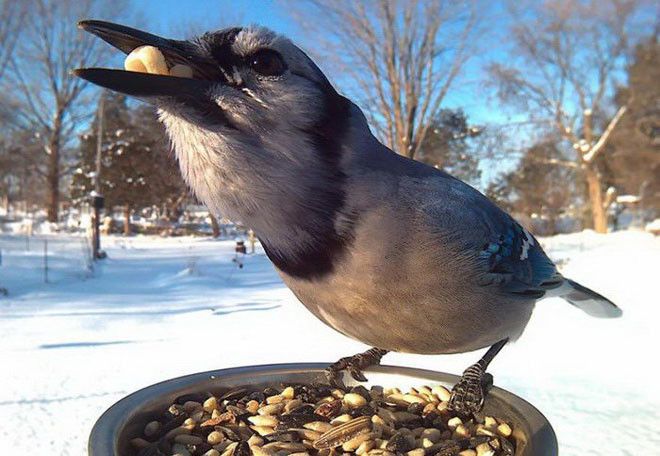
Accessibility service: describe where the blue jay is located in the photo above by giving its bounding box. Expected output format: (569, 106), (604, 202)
(75, 21), (621, 415)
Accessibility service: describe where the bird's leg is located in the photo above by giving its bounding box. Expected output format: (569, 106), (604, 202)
(325, 347), (389, 387)
(449, 339), (508, 416)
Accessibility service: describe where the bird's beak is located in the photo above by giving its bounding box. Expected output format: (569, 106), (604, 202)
(73, 20), (224, 107)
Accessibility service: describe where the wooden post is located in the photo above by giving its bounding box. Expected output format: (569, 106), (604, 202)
(248, 229), (256, 254)
(210, 213), (220, 238)
(123, 205), (131, 236)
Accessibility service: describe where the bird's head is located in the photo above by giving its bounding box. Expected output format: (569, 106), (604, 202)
(75, 21), (368, 277)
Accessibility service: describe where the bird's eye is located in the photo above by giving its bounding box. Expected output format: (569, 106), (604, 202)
(249, 49), (287, 77)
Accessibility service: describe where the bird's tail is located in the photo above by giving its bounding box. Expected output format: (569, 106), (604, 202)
(549, 278), (622, 318)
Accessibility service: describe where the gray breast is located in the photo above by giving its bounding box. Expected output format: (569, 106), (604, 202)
(278, 179), (536, 354)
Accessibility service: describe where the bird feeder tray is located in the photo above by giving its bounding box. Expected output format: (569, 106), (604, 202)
(88, 363), (557, 456)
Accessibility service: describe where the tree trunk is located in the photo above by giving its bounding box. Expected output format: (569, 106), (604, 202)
(123, 205), (131, 235)
(46, 114), (62, 222)
(209, 213), (220, 238)
(1, 191), (8, 214)
(584, 165), (608, 233)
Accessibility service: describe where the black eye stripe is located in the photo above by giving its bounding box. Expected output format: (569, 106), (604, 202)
(200, 28), (242, 66)
(201, 30), (287, 80)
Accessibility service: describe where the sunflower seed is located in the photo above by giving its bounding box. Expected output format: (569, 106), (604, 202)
(291, 428), (323, 441)
(207, 431), (225, 445)
(144, 420), (161, 438)
(355, 439), (376, 455)
(249, 415), (279, 427)
(175, 434), (204, 445)
(342, 432), (375, 452)
(130, 438), (150, 449)
(343, 393), (368, 408)
(303, 421), (333, 433)
(285, 399), (304, 413)
(496, 422), (512, 437)
(259, 403), (286, 416)
(251, 425), (276, 436)
(313, 416), (372, 450)
(171, 443), (192, 456)
(251, 446), (275, 456)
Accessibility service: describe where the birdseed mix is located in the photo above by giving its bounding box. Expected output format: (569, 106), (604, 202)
(130, 383), (517, 456)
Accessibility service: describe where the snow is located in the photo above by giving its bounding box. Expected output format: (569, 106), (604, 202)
(0, 230), (658, 455)
(646, 218), (660, 233)
(616, 194), (641, 204)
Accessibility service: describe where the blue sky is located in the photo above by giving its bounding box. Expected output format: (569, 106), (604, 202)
(128, 0), (511, 126)
(134, 0), (300, 39)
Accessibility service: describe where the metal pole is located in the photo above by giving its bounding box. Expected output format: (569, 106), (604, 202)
(92, 91), (105, 260)
(0, 249), (6, 296)
(43, 238), (48, 284)
(25, 212), (31, 251)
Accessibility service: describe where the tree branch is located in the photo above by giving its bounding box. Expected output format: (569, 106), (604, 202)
(583, 104), (628, 163)
(529, 157), (580, 169)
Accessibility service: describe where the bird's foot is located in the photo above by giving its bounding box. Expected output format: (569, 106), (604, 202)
(448, 361), (493, 416)
(325, 347), (389, 388)
(448, 339), (508, 416)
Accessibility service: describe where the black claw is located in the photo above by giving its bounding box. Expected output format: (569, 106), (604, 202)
(324, 368), (346, 389)
(324, 348), (388, 386)
(349, 367), (368, 382)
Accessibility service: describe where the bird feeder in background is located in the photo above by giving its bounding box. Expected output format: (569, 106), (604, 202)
(233, 239), (247, 268)
(90, 191), (107, 260)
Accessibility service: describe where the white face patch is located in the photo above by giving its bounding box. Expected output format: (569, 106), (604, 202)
(231, 66), (243, 86)
(240, 88), (267, 107)
(218, 66), (233, 84)
(520, 227), (535, 260)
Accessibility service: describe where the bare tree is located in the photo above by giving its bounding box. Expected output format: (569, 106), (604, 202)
(486, 138), (579, 235)
(0, 130), (43, 213)
(3, 0), (126, 222)
(289, 0), (482, 159)
(609, 35), (660, 216)
(0, 1), (29, 80)
(489, 0), (650, 233)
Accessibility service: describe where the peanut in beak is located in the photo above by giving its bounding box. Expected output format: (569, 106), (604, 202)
(124, 45), (193, 78)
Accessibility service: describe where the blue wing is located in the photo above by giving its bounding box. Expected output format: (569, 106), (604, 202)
(408, 166), (562, 299)
(478, 221), (562, 298)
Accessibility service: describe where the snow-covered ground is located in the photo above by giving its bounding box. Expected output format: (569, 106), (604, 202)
(0, 230), (658, 455)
